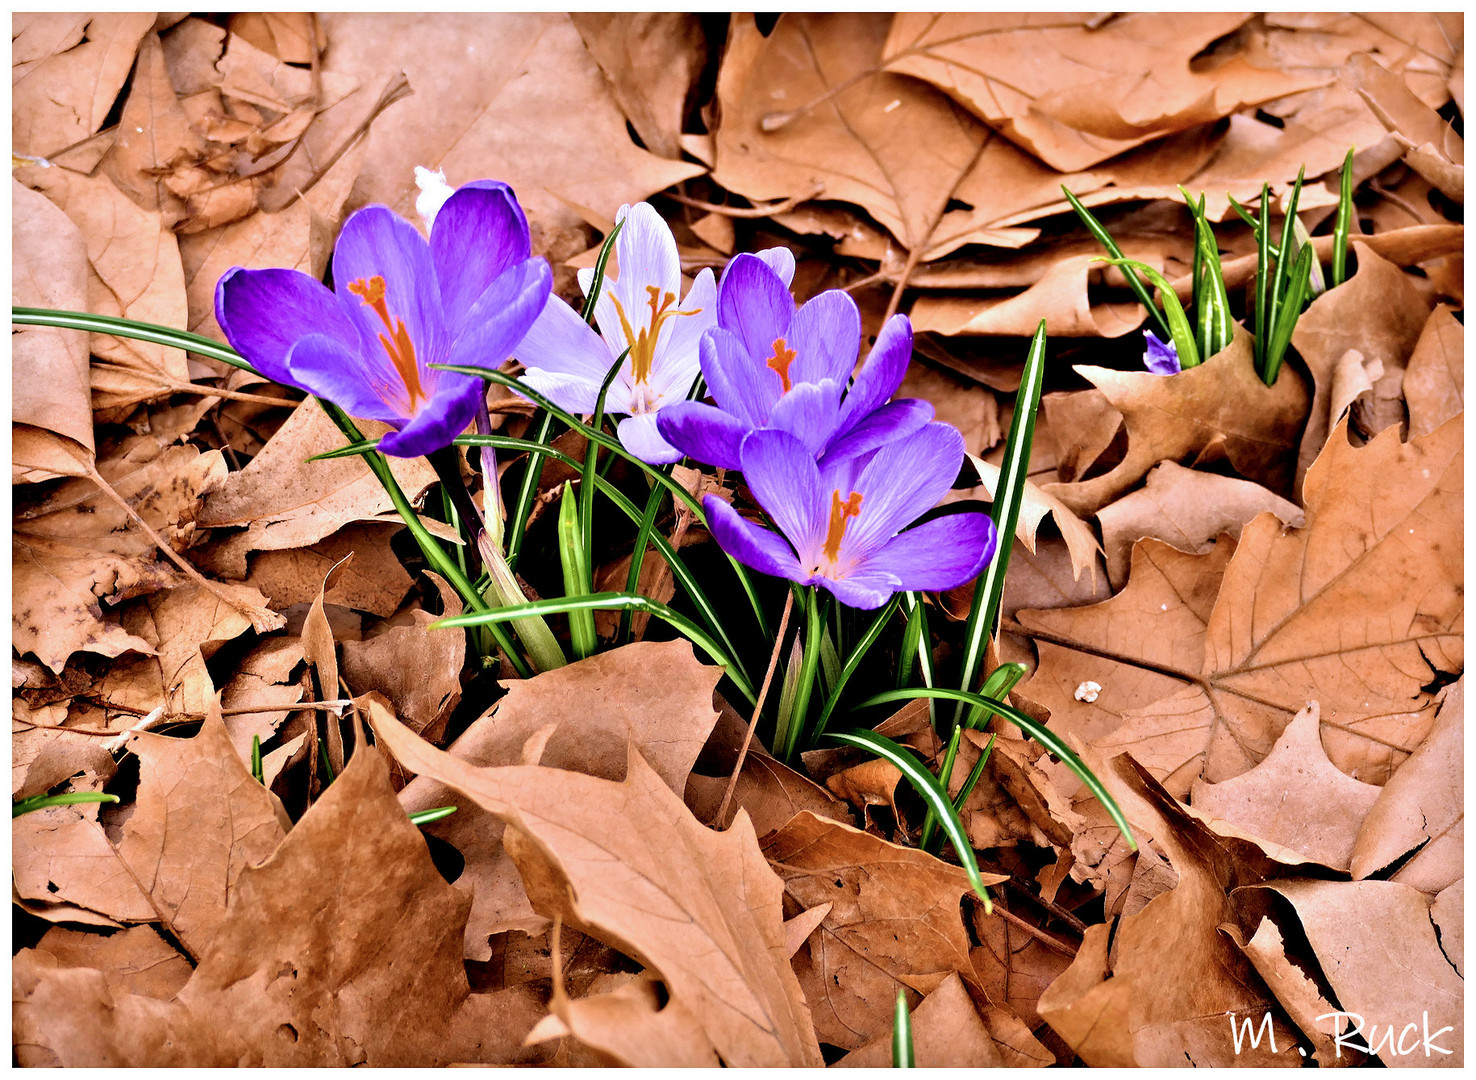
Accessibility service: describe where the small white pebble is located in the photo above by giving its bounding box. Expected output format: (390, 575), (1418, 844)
(134, 126), (144, 134)
(883, 98), (902, 113)
(1075, 680), (1102, 703)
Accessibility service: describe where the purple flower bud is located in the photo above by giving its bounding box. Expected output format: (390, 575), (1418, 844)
(1143, 329), (1181, 375)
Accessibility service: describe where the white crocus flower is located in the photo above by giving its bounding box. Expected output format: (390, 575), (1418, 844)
(514, 202), (794, 464)
(414, 166), (455, 232)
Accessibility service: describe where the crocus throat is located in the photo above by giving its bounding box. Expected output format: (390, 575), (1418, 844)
(767, 338), (797, 392)
(610, 284), (697, 386)
(348, 275), (427, 412)
(821, 489), (864, 567)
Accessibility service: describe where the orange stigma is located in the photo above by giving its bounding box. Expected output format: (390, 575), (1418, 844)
(822, 489), (864, 565)
(348, 275), (427, 413)
(610, 284), (697, 385)
(766, 337), (797, 392)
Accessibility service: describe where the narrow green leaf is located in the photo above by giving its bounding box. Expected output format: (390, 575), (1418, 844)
(557, 481), (598, 660)
(251, 735), (264, 785)
(1096, 259), (1200, 368)
(956, 322), (1046, 729)
(895, 595), (923, 689)
(812, 595), (901, 743)
(1254, 181), (1272, 375)
(778, 588), (827, 762)
(506, 409), (555, 573)
(434, 591), (758, 707)
(855, 686), (1137, 852)
(922, 662), (1023, 851)
(1268, 167), (1307, 363)
(893, 990), (914, 1068)
(1332, 147), (1355, 288)
(1262, 244), (1314, 387)
(1060, 188), (1171, 336)
(772, 633), (805, 759)
(830, 728), (993, 911)
(952, 733), (997, 817)
(580, 218), (625, 324)
(11, 307), (259, 375)
(13, 792), (121, 818)
(618, 479), (668, 646)
(408, 806), (458, 827)
(1293, 215), (1325, 295)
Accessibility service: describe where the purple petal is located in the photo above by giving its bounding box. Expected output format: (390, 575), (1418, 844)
(657, 400), (748, 470)
(332, 205), (448, 367)
(378, 381), (484, 458)
(845, 422), (966, 555)
(284, 333), (407, 424)
(738, 429), (826, 559)
(823, 397), (934, 464)
(703, 494), (804, 582)
(1143, 329), (1181, 375)
(700, 326), (776, 426)
(215, 267), (357, 387)
(859, 513), (997, 592)
(767, 379), (843, 458)
(513, 293), (611, 383)
(752, 246), (796, 288)
(817, 571), (901, 611)
(617, 412), (683, 465)
(787, 289), (861, 387)
(717, 253), (794, 363)
(836, 314), (912, 438)
(431, 181), (531, 334)
(442, 258), (552, 379)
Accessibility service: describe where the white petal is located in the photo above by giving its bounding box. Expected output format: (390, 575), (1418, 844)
(512, 295), (611, 382)
(754, 246), (796, 287)
(617, 411), (683, 465)
(414, 166), (454, 232)
(654, 266), (717, 380)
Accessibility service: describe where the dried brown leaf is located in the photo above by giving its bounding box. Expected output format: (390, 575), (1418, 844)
(1404, 305), (1465, 438)
(571, 14), (705, 160)
(100, 32), (206, 215)
(909, 255), (1144, 338)
(835, 972), (1004, 1067)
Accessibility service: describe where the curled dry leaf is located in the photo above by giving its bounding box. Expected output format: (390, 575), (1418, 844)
(909, 254), (1144, 338)
(1095, 461), (1304, 588)
(1352, 52), (1465, 203)
(1190, 701), (1382, 871)
(371, 700), (824, 1067)
(1350, 678), (1463, 892)
(759, 810), (1005, 1052)
(1220, 916), (1350, 1067)
(962, 452), (1101, 585)
(570, 13), (706, 160)
(1404, 305), (1465, 438)
(12, 179), (94, 482)
(1044, 324), (1310, 518)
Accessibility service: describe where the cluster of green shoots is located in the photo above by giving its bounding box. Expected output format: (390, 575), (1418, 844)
(1065, 148), (1357, 385)
(12, 223), (1138, 904)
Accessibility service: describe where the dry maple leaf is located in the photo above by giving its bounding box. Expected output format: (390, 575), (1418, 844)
(1044, 324), (1310, 518)
(1402, 304), (1464, 439)
(834, 972), (1004, 1066)
(371, 699), (823, 1067)
(571, 13), (706, 160)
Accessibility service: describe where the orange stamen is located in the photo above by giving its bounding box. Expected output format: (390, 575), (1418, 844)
(766, 337), (797, 392)
(609, 284), (698, 385)
(347, 275), (427, 412)
(822, 490), (864, 565)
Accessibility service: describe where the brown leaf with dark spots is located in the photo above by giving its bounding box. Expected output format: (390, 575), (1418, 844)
(371, 699), (823, 1067)
(760, 810), (1005, 1051)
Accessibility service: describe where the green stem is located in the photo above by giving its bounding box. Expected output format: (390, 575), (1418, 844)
(811, 596), (900, 743)
(618, 477), (669, 646)
(779, 587), (826, 763)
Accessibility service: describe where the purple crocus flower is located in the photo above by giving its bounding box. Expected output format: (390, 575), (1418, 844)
(1143, 329), (1181, 375)
(215, 181), (552, 457)
(656, 253), (934, 471)
(703, 421), (997, 610)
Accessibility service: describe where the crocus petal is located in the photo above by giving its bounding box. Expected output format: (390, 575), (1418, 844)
(617, 412), (683, 465)
(1143, 329), (1181, 375)
(653, 266), (717, 376)
(703, 494), (805, 582)
(332, 205), (449, 366)
(767, 379), (843, 458)
(738, 429), (827, 559)
(656, 401), (748, 470)
(823, 397), (934, 464)
(857, 513), (997, 592)
(787, 289), (861, 387)
(443, 258), (553, 378)
(518, 369), (602, 414)
(843, 421), (966, 557)
(700, 326), (776, 426)
(378, 380), (484, 458)
(835, 313), (912, 438)
(513, 294), (613, 387)
(817, 570), (902, 611)
(284, 333), (406, 425)
(215, 267), (357, 387)
(608, 203), (682, 316)
(717, 253), (794, 363)
(431, 181), (532, 333)
(752, 246), (796, 288)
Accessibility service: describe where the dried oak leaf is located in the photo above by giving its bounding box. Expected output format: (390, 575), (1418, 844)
(12, 741), (476, 1066)
(1352, 52), (1465, 203)
(1289, 245), (1433, 491)
(883, 13), (1322, 172)
(100, 31), (207, 216)
(760, 810), (1005, 1052)
(1096, 461), (1304, 589)
(12, 804), (156, 924)
(301, 14), (700, 242)
(835, 972), (1003, 1067)
(1404, 305), (1465, 439)
(12, 13), (155, 157)
(12, 179), (94, 483)
(219, 637), (305, 761)
(909, 254), (1145, 338)
(227, 12), (321, 66)
(18, 164), (192, 411)
(1044, 324), (1310, 518)
(539, 969), (720, 1067)
(1239, 879), (1464, 1067)
(371, 700), (823, 1067)
(1037, 755), (1301, 1067)
(399, 640), (724, 958)
(571, 13), (706, 160)
(1221, 916), (1352, 1067)
(711, 14), (1067, 259)
(1350, 678), (1463, 892)
(1190, 701), (1381, 871)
